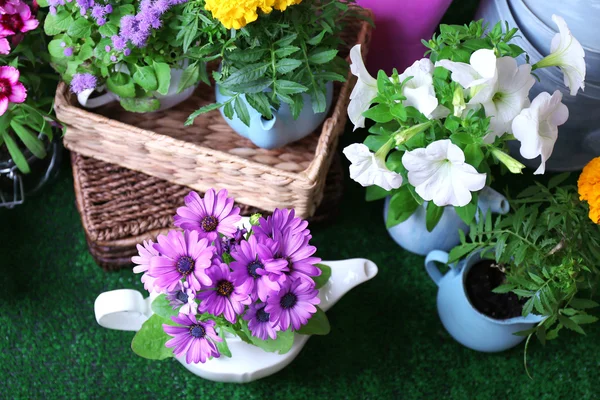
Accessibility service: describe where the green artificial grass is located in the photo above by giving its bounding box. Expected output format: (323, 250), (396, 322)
(2, 2), (598, 398)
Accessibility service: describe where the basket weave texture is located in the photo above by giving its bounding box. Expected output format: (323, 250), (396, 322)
(56, 9), (372, 219)
(71, 152), (344, 270)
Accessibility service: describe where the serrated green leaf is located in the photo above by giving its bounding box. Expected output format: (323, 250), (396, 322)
(245, 93), (272, 120)
(275, 80), (308, 95)
(569, 314), (598, 325)
(98, 23), (119, 37)
(223, 101), (234, 120)
(234, 97), (251, 127)
(569, 298), (600, 309)
(67, 18), (92, 39)
(177, 63), (200, 93)
(274, 46), (301, 58)
(307, 49), (338, 64)
(275, 58), (302, 74)
(548, 172), (570, 189)
(289, 93), (304, 120)
(44, 11), (73, 36)
(222, 63), (270, 86)
(558, 315), (585, 334)
(310, 88), (327, 114)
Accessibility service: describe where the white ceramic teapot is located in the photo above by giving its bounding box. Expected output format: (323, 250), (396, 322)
(94, 258), (378, 383)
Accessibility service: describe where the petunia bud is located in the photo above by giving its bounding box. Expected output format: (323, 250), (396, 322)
(491, 148), (525, 174)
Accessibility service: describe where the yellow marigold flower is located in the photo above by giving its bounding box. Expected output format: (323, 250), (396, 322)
(578, 157), (600, 223)
(205, 0), (274, 30)
(273, 0), (303, 11)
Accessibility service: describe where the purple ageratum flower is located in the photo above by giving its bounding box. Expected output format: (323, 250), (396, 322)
(265, 278), (320, 331)
(124, 48), (131, 56)
(105, 4), (112, 13)
(63, 47), (73, 57)
(163, 314), (222, 364)
(91, 5), (105, 18)
(274, 230), (321, 282)
(244, 302), (278, 340)
(174, 189), (241, 243)
(110, 55), (117, 62)
(166, 281), (198, 315)
(230, 235), (288, 302)
(111, 35), (126, 50)
(254, 209), (310, 240)
(196, 262), (251, 324)
(96, 17), (106, 26)
(149, 230), (215, 292)
(132, 239), (159, 293)
(70, 73), (97, 94)
(153, 0), (171, 13)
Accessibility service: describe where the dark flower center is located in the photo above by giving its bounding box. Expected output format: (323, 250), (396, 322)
(280, 293), (297, 309)
(216, 280), (234, 297)
(176, 290), (189, 303)
(176, 256), (195, 275)
(0, 78), (11, 96)
(256, 308), (270, 323)
(201, 215), (218, 232)
(0, 14), (24, 33)
(190, 324), (206, 338)
(286, 257), (294, 272)
(247, 261), (263, 279)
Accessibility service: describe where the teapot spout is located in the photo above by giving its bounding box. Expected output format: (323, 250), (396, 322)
(259, 114), (277, 131)
(318, 258), (378, 312)
(479, 186), (510, 215)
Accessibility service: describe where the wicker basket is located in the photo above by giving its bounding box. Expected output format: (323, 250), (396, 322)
(56, 10), (372, 219)
(71, 152), (344, 270)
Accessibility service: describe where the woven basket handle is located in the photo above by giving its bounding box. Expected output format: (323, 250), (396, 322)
(94, 289), (152, 331)
(77, 88), (118, 109)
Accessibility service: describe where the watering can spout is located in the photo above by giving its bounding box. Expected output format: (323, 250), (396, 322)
(258, 115), (277, 131)
(318, 258), (379, 312)
(479, 186), (510, 215)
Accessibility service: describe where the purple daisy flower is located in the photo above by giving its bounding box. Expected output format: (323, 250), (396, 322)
(174, 189), (241, 242)
(149, 230), (214, 292)
(196, 262), (251, 323)
(70, 73), (97, 94)
(254, 208), (310, 240)
(163, 314), (222, 364)
(243, 302), (278, 340)
(132, 239), (159, 293)
(230, 235), (288, 301)
(274, 230), (321, 282)
(265, 278), (320, 331)
(166, 281), (197, 315)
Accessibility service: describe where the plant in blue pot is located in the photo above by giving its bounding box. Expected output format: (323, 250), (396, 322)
(186, 0), (361, 149)
(343, 19), (586, 256)
(426, 168), (600, 365)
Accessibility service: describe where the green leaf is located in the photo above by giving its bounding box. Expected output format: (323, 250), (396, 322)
(10, 121), (46, 159)
(131, 314), (175, 360)
(1, 131), (30, 173)
(223, 101), (234, 120)
(312, 264), (331, 289)
(366, 185), (391, 202)
(151, 294), (178, 319)
(234, 97), (251, 127)
(569, 298), (600, 309)
(289, 94), (304, 120)
(153, 62), (171, 96)
(48, 38), (70, 58)
(548, 172), (570, 189)
(241, 322), (295, 354)
(185, 103), (223, 125)
(274, 46), (301, 58)
(455, 198), (478, 225)
(362, 104), (393, 123)
(569, 315), (599, 325)
(98, 23), (119, 37)
(426, 202), (444, 232)
(307, 30), (326, 46)
(226, 48), (268, 63)
(275, 34), (298, 47)
(44, 11), (73, 36)
(133, 65), (158, 92)
(216, 328), (232, 358)
(386, 186), (419, 228)
(310, 88), (327, 114)
(227, 78), (272, 94)
(275, 80), (308, 95)
(275, 59), (302, 74)
(297, 307), (330, 335)
(464, 144), (485, 169)
(106, 73), (136, 98)
(67, 18), (92, 39)
(558, 315), (585, 335)
(120, 97), (161, 113)
(222, 63), (270, 86)
(177, 63), (200, 94)
(77, 44), (94, 61)
(308, 49), (338, 64)
(246, 93), (273, 120)
(448, 243), (478, 263)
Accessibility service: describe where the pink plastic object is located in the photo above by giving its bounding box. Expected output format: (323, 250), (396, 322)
(357, 0), (453, 74)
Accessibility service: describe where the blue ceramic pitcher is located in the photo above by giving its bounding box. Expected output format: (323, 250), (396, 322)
(215, 82), (334, 149)
(425, 249), (544, 352)
(384, 187), (509, 256)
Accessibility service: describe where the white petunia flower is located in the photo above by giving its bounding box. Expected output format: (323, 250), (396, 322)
(348, 44), (379, 130)
(535, 15), (586, 96)
(343, 143), (403, 191)
(399, 58), (440, 119)
(402, 139), (486, 207)
(435, 49), (498, 104)
(480, 57), (535, 143)
(512, 90), (569, 175)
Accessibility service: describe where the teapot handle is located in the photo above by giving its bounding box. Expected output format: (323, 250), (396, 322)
(424, 250), (450, 286)
(94, 289), (151, 331)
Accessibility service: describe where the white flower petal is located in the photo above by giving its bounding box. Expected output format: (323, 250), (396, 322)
(550, 14), (586, 96)
(512, 90), (569, 175)
(343, 143), (403, 190)
(348, 45), (379, 130)
(402, 139), (486, 207)
(399, 58), (439, 119)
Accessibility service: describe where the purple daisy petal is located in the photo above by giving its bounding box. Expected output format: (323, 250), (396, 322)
(163, 314), (221, 364)
(265, 278), (320, 331)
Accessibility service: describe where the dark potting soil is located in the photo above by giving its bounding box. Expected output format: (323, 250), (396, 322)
(465, 259), (525, 319)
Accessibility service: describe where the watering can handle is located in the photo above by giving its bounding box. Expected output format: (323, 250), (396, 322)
(424, 250), (450, 286)
(94, 289), (151, 331)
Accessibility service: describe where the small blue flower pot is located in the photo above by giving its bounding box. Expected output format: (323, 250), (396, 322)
(215, 82), (334, 149)
(384, 187), (510, 256)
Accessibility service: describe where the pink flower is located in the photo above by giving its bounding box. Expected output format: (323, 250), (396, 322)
(0, 38), (9, 55)
(0, 66), (27, 116)
(0, 0), (20, 14)
(0, 2), (39, 37)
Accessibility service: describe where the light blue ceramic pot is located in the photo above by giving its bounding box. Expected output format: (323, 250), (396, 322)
(384, 187), (509, 256)
(425, 249), (544, 352)
(215, 82), (334, 149)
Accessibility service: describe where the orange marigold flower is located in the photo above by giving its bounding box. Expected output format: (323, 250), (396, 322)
(273, 0), (303, 11)
(578, 157), (600, 223)
(205, 0), (303, 30)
